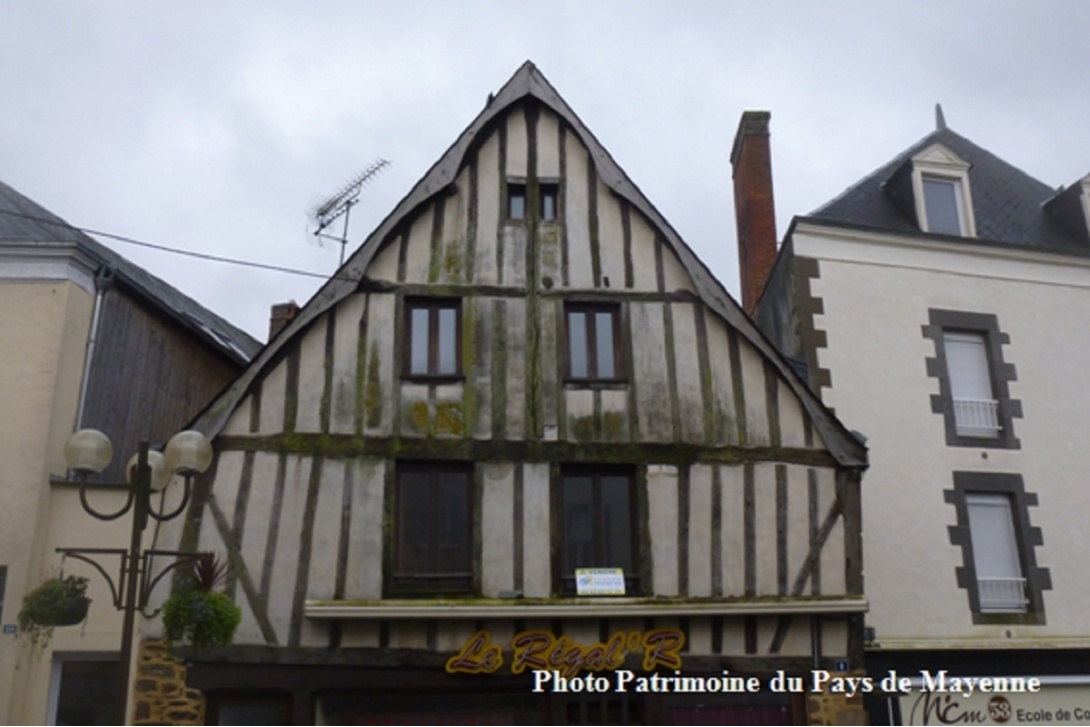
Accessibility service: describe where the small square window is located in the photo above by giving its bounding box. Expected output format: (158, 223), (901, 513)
(560, 468), (639, 595)
(541, 184), (559, 221)
(404, 299), (461, 378)
(565, 304), (623, 381)
(508, 183), (526, 220)
(393, 463), (473, 594)
(922, 176), (965, 235)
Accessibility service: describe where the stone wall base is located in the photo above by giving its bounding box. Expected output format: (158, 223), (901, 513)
(132, 640), (204, 725)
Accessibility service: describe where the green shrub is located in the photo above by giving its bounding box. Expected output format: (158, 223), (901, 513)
(162, 587), (241, 651)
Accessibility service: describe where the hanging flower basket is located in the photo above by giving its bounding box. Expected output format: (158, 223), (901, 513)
(18, 575), (91, 650)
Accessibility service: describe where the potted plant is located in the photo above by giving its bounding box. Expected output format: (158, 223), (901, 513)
(18, 574), (91, 649)
(162, 553), (241, 651)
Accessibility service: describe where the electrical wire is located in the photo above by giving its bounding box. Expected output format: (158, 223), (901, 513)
(0, 208), (355, 281)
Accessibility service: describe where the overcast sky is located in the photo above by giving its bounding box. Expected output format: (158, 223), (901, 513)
(3, 2), (1087, 342)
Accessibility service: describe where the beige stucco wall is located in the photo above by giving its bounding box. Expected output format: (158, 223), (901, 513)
(0, 276), (137, 724)
(795, 224), (1090, 648)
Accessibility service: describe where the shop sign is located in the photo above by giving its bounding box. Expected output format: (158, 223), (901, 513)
(898, 682), (1090, 725)
(446, 628), (685, 678)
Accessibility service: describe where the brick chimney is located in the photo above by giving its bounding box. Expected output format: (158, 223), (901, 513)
(731, 111), (778, 315)
(269, 301), (300, 341)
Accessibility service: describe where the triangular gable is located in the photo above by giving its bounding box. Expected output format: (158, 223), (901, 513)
(191, 61), (865, 467)
(912, 143), (970, 171)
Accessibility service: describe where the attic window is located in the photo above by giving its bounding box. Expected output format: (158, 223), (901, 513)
(911, 143), (976, 238)
(923, 177), (966, 235)
(508, 183), (527, 220)
(541, 183), (559, 221)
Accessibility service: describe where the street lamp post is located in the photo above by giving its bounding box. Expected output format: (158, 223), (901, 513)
(56, 428), (213, 725)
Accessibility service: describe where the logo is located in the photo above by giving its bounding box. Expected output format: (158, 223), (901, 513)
(988, 695), (1011, 723)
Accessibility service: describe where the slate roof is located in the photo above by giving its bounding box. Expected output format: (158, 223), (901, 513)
(0, 179), (261, 363)
(803, 127), (1087, 256)
(184, 61), (867, 468)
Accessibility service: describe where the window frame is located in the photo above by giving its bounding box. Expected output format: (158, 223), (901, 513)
(507, 182), (527, 221)
(910, 143), (977, 237)
(965, 493), (1026, 612)
(921, 175), (967, 236)
(402, 297), (462, 381)
(564, 303), (625, 383)
(923, 309), (1021, 449)
(389, 462), (474, 596)
(539, 182), (559, 222)
(945, 472), (1050, 625)
(48, 655), (120, 726)
(555, 466), (641, 596)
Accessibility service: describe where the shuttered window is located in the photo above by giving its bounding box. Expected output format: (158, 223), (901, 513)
(966, 494), (1027, 612)
(393, 463), (473, 594)
(944, 331), (999, 437)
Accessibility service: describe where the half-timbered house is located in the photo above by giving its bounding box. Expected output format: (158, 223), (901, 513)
(151, 62), (868, 725)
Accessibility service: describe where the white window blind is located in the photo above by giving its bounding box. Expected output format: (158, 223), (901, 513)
(966, 493), (1026, 612)
(944, 331), (1000, 436)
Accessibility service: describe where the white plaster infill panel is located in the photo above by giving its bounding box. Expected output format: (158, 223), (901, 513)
(481, 462), (515, 596)
(687, 465), (714, 597)
(564, 137), (593, 289)
(597, 177), (627, 289)
(646, 464), (679, 596)
(536, 109), (560, 178)
(627, 218), (657, 292)
(521, 462), (551, 597)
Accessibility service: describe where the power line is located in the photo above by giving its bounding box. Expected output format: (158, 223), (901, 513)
(0, 208), (353, 281)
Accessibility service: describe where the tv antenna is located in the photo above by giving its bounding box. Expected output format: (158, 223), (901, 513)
(309, 159), (391, 266)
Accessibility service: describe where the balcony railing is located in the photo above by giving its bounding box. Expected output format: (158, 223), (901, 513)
(978, 577), (1027, 612)
(953, 397), (1001, 437)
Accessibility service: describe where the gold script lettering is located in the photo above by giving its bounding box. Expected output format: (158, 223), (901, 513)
(445, 630), (503, 674)
(642, 629), (685, 671)
(451, 628), (686, 677)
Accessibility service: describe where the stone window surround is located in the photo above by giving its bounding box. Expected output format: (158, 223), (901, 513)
(923, 309), (1021, 449)
(944, 471), (1050, 625)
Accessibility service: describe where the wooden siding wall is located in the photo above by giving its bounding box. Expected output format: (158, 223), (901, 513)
(82, 287), (240, 482)
(188, 101), (858, 660)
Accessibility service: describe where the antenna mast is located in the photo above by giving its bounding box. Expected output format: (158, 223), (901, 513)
(310, 159), (391, 266)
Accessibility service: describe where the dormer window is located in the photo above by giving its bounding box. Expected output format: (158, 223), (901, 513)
(911, 144), (976, 237)
(922, 176), (966, 235)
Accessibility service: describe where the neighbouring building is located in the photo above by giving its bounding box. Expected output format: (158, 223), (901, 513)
(743, 109), (1090, 724)
(149, 62), (868, 725)
(0, 180), (260, 724)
